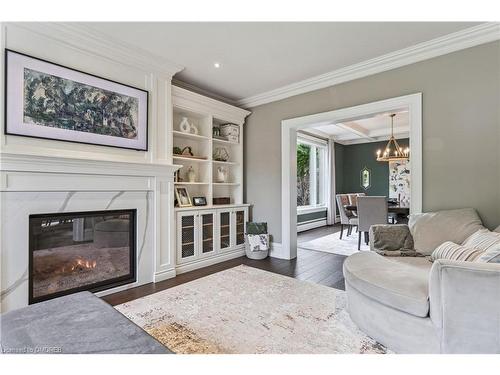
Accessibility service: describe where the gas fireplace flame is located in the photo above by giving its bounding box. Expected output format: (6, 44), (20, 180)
(57, 256), (97, 274)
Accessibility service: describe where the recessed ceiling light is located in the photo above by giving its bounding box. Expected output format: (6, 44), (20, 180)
(214, 62), (221, 68)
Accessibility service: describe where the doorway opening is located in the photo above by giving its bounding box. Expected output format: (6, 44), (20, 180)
(282, 93), (422, 260)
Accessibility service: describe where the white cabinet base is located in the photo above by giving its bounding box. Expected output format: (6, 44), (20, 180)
(175, 248), (245, 274)
(175, 204), (249, 273)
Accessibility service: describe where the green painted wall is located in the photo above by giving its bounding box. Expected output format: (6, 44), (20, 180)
(336, 138), (409, 196)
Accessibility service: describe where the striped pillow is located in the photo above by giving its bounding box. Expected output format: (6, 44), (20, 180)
(462, 229), (500, 251)
(430, 241), (483, 262)
(475, 244), (500, 263)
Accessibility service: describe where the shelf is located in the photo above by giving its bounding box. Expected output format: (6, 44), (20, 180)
(213, 138), (239, 145)
(212, 160), (238, 165)
(173, 156), (210, 163)
(213, 183), (240, 186)
(174, 182), (210, 185)
(173, 130), (210, 141)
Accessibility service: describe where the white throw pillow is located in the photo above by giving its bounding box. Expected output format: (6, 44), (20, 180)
(408, 208), (484, 255)
(462, 229), (500, 251)
(430, 241), (483, 262)
(475, 245), (500, 263)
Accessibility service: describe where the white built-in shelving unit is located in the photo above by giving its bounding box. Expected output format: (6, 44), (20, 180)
(171, 86), (250, 209)
(171, 86), (251, 273)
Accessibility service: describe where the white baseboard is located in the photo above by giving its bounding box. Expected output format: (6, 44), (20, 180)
(175, 249), (245, 274)
(297, 219), (327, 232)
(153, 268), (177, 283)
(269, 242), (290, 259)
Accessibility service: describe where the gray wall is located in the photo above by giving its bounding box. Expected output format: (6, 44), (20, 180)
(244, 41), (500, 242)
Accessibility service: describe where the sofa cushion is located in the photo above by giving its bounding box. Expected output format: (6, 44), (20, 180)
(343, 252), (430, 317)
(408, 208), (484, 255)
(494, 225), (500, 233)
(462, 229), (500, 251)
(430, 241), (483, 262)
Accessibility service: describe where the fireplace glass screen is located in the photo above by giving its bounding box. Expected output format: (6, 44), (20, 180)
(29, 209), (136, 304)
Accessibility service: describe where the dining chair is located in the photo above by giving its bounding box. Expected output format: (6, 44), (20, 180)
(356, 196), (388, 250)
(336, 194), (358, 239)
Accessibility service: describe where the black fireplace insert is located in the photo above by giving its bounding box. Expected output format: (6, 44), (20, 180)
(29, 209), (137, 304)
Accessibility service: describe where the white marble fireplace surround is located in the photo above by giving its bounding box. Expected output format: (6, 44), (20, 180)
(0, 154), (179, 312)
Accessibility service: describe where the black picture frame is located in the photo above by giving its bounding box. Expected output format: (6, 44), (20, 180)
(192, 196), (208, 206)
(5, 49), (149, 151)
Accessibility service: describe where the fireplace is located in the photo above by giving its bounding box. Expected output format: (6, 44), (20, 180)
(29, 209), (137, 304)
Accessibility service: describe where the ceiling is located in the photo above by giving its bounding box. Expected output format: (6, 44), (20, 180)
(309, 110), (409, 145)
(81, 22), (480, 102)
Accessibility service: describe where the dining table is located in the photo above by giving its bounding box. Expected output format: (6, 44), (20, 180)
(344, 203), (410, 216)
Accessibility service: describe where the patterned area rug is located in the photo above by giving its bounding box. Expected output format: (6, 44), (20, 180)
(299, 231), (368, 256)
(115, 265), (390, 354)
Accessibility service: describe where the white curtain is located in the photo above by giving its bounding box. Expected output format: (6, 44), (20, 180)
(326, 139), (336, 225)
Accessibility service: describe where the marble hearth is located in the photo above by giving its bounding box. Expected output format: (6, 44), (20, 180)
(0, 153), (179, 312)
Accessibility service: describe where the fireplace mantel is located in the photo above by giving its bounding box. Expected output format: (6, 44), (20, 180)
(1, 153), (180, 181)
(0, 152), (180, 312)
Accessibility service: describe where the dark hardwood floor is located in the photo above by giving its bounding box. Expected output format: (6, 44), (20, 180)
(102, 225), (346, 306)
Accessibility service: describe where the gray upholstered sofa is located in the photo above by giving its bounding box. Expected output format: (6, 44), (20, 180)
(343, 208), (500, 354)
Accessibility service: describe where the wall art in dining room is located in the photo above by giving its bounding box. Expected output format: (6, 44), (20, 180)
(5, 49), (148, 150)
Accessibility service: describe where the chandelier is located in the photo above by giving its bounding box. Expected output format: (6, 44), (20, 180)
(376, 114), (409, 162)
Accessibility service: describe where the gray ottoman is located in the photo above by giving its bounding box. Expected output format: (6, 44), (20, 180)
(0, 292), (170, 354)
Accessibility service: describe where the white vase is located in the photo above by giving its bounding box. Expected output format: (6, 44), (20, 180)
(179, 117), (191, 133)
(187, 166), (196, 183)
(216, 167), (227, 183)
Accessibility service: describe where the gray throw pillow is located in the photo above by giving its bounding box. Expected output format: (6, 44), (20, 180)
(408, 208), (484, 255)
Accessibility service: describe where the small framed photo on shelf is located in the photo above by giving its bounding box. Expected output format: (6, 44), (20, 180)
(175, 186), (192, 207)
(192, 196), (207, 206)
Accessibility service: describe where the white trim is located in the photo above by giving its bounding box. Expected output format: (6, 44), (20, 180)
(282, 93), (422, 260)
(172, 85), (250, 125)
(335, 132), (410, 146)
(175, 249), (245, 274)
(297, 205), (327, 215)
(153, 268), (177, 283)
(9, 22), (184, 77)
(269, 242), (289, 260)
(172, 79), (238, 107)
(238, 23), (500, 108)
(297, 219), (327, 233)
(0, 153), (180, 180)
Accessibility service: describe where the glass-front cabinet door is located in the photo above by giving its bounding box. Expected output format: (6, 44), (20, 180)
(199, 211), (216, 258)
(218, 211), (232, 251)
(235, 209), (246, 246)
(177, 212), (196, 263)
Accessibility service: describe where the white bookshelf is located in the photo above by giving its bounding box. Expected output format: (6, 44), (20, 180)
(171, 86), (250, 210)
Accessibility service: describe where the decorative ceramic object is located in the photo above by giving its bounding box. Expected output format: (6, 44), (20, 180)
(213, 127), (220, 137)
(213, 147), (230, 162)
(190, 123), (199, 135)
(187, 166), (196, 183)
(179, 117), (191, 133)
(216, 167), (227, 183)
(220, 123), (239, 143)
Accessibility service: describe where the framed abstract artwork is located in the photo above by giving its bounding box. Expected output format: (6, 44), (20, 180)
(5, 49), (148, 150)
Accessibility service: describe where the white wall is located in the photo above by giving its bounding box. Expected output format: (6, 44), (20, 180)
(0, 22), (182, 163)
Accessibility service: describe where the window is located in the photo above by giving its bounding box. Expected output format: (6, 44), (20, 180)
(297, 135), (327, 211)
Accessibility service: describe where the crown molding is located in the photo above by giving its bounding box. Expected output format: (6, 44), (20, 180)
(172, 85), (251, 124)
(172, 79), (238, 106)
(237, 22), (500, 108)
(7, 22), (184, 77)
